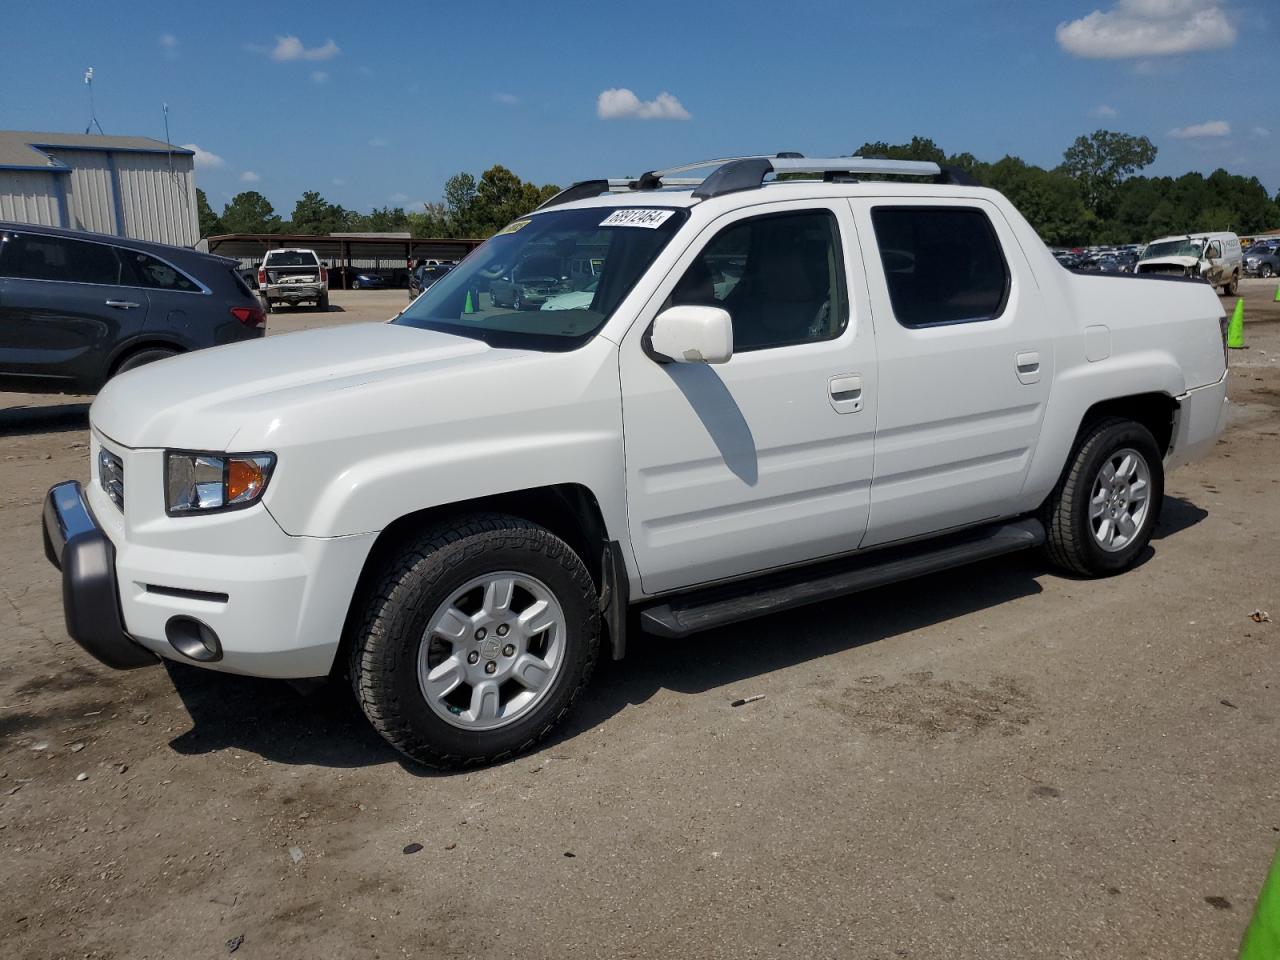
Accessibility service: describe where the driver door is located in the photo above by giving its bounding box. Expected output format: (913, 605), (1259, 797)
(619, 201), (877, 595)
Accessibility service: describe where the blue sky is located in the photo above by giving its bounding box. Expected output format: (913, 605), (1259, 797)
(2, 0), (1276, 216)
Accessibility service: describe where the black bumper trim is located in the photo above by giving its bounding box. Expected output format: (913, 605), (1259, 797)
(42, 481), (157, 670)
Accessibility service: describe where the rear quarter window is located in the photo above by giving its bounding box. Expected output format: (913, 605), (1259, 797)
(870, 207), (1010, 328)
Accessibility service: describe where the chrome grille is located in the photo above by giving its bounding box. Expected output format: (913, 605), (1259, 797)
(99, 448), (124, 510)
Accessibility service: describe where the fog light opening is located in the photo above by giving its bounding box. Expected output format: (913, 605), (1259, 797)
(165, 616), (223, 662)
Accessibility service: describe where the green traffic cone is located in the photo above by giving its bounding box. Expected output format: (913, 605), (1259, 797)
(1227, 298), (1245, 349)
(1274, 283), (1280, 303)
(1240, 846), (1280, 960)
(464, 290), (475, 314)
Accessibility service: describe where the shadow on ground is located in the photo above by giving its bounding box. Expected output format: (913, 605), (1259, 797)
(0, 402), (90, 437)
(163, 497), (1209, 773)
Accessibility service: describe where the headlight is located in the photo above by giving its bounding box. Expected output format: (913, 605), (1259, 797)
(165, 452), (275, 516)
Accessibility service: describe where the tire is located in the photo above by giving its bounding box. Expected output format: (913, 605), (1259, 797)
(349, 514), (601, 768)
(1262, 264), (1274, 279)
(113, 346), (179, 378)
(352, 280), (361, 290)
(317, 293), (329, 311)
(1224, 273), (1239, 296)
(1042, 417), (1164, 577)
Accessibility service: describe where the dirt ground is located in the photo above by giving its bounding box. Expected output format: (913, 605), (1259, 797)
(2, 282), (1278, 959)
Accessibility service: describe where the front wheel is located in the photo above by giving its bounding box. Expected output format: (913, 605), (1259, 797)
(1224, 273), (1239, 296)
(349, 515), (601, 768)
(1042, 418), (1164, 577)
(1261, 264), (1274, 279)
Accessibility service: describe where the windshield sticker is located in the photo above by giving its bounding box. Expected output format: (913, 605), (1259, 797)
(496, 219), (531, 236)
(600, 209), (675, 229)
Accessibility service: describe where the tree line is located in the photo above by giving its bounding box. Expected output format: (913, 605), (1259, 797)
(197, 131), (1280, 247)
(855, 132), (1279, 245)
(197, 164), (560, 240)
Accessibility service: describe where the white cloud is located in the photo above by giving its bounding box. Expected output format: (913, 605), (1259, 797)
(269, 36), (341, 61)
(1168, 120), (1231, 138)
(1057, 1), (1236, 59)
(182, 144), (225, 169)
(1090, 104), (1118, 118)
(493, 92), (519, 105)
(389, 192), (409, 202)
(368, 137), (389, 148)
(1252, 126), (1271, 138)
(159, 34), (179, 58)
(311, 70), (329, 84)
(240, 171), (260, 183)
(597, 88), (691, 120)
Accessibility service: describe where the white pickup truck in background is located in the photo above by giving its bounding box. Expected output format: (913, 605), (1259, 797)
(43, 154), (1229, 769)
(258, 248), (329, 312)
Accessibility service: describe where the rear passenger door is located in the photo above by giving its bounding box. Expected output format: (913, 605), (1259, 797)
(850, 199), (1052, 547)
(0, 231), (150, 391)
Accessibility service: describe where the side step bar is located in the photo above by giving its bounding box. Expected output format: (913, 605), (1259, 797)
(638, 518), (1045, 639)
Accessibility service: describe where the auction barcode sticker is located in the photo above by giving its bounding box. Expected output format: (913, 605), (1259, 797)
(600, 209), (675, 229)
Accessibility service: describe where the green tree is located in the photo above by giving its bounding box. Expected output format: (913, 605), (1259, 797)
(442, 172), (478, 234)
(1060, 130), (1157, 218)
(290, 190), (350, 234)
(982, 157), (1092, 246)
(406, 202), (450, 238)
(195, 188), (225, 237)
(854, 136), (948, 164)
(220, 191), (281, 234)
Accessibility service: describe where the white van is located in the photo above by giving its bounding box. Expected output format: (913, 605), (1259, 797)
(1137, 232), (1242, 294)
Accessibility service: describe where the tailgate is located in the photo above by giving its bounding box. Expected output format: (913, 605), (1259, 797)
(267, 266), (320, 284)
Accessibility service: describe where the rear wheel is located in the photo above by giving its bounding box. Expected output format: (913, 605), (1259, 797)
(1043, 418), (1163, 577)
(113, 346), (179, 378)
(317, 292), (330, 311)
(349, 514), (601, 768)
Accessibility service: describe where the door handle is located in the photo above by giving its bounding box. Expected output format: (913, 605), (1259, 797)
(828, 374), (863, 413)
(1015, 351), (1041, 384)
(105, 300), (141, 309)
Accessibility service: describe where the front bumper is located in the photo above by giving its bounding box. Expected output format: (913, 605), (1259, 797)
(42, 482), (157, 669)
(44, 444), (378, 679)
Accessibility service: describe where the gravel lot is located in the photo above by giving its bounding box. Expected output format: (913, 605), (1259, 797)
(2, 282), (1278, 959)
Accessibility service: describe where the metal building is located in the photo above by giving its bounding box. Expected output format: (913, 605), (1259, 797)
(0, 131), (198, 246)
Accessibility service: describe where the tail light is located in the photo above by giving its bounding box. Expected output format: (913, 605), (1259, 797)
(231, 305), (265, 327)
(319, 266), (328, 286)
(1220, 315), (1230, 366)
(257, 268), (266, 286)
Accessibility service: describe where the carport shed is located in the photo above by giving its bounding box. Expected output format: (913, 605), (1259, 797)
(202, 233), (484, 288)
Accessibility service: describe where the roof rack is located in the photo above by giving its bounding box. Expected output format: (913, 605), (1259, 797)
(535, 154), (978, 210)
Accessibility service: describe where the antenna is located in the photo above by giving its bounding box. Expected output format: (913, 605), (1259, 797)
(163, 102), (174, 175)
(84, 67), (104, 135)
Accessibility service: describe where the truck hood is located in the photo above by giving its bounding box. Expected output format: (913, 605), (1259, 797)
(1138, 255), (1200, 270)
(91, 322), (510, 450)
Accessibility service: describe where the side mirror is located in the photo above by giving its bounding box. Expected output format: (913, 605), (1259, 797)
(649, 305), (733, 364)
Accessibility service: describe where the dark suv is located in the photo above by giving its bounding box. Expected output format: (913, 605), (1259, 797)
(1244, 243), (1280, 279)
(0, 223), (264, 394)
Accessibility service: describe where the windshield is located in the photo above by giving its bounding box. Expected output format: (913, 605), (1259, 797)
(394, 206), (687, 350)
(1142, 239), (1203, 260)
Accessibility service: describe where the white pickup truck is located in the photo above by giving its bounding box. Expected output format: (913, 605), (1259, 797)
(258, 248), (329, 312)
(43, 155), (1229, 768)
